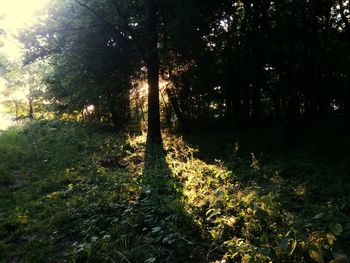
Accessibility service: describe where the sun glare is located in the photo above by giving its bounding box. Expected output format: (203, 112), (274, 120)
(0, 0), (49, 129)
(0, 0), (50, 60)
(0, 0), (49, 20)
(0, 108), (12, 130)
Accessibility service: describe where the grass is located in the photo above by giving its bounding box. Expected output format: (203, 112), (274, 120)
(0, 120), (349, 262)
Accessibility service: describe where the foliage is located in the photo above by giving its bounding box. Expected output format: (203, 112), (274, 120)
(18, 0), (350, 142)
(163, 133), (350, 262)
(0, 120), (349, 262)
(1, 61), (49, 121)
(21, 0), (144, 128)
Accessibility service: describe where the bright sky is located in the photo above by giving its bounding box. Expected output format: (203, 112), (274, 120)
(0, 0), (50, 60)
(0, 0), (49, 130)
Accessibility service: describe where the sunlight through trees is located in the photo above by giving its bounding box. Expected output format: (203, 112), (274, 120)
(0, 0), (349, 262)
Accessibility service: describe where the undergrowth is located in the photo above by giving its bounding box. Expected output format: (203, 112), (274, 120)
(0, 120), (349, 262)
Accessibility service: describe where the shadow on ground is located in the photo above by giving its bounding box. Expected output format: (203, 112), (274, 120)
(1, 120), (349, 262)
(133, 141), (208, 262)
(178, 122), (350, 260)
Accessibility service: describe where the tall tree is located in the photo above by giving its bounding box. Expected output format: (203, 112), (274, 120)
(338, 0), (350, 128)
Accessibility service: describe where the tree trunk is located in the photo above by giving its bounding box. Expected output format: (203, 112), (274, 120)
(250, 0), (269, 123)
(110, 107), (119, 129)
(145, 0), (162, 144)
(345, 73), (350, 129)
(224, 89), (233, 120)
(165, 86), (190, 132)
(29, 97), (34, 120)
(251, 67), (263, 122)
(15, 101), (19, 122)
(338, 0), (350, 129)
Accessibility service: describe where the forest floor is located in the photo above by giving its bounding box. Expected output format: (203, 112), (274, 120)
(0, 120), (349, 263)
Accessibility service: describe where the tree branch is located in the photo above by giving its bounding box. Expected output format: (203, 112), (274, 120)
(74, 0), (127, 40)
(110, 0), (146, 59)
(74, 0), (145, 59)
(46, 24), (108, 34)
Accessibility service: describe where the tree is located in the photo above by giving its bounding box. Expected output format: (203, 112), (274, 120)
(21, 0), (350, 144)
(21, 0), (141, 127)
(1, 62), (47, 121)
(22, 0), (163, 142)
(338, 0), (350, 128)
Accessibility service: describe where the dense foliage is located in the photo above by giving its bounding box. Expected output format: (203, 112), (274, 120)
(0, 121), (349, 262)
(19, 0), (350, 142)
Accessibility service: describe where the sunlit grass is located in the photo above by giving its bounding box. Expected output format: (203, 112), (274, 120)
(0, 121), (349, 262)
(161, 133), (350, 262)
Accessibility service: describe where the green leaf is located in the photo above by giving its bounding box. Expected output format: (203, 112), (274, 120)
(329, 222), (343, 236)
(277, 238), (289, 251)
(206, 208), (221, 220)
(277, 237), (297, 256)
(226, 216), (236, 227)
(145, 257), (156, 263)
(288, 239), (297, 256)
(259, 233), (269, 244)
(309, 245), (324, 263)
(330, 253), (349, 263)
(326, 233), (337, 245)
(151, 227), (161, 233)
(210, 228), (220, 239)
(313, 212), (324, 220)
(214, 188), (224, 197)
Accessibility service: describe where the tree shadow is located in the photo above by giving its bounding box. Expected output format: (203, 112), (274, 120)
(135, 141), (208, 262)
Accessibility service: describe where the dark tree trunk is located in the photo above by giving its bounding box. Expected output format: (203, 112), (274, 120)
(338, 0), (350, 129)
(223, 63), (241, 121)
(29, 97), (34, 120)
(125, 95), (131, 125)
(232, 90), (241, 121)
(119, 92), (131, 126)
(345, 73), (350, 129)
(224, 90), (233, 120)
(15, 101), (19, 122)
(109, 91), (131, 130)
(250, 0), (269, 123)
(165, 87), (190, 132)
(241, 92), (250, 123)
(251, 30), (264, 123)
(145, 0), (162, 144)
(110, 107), (119, 129)
(94, 102), (101, 124)
(316, 8), (330, 118)
(251, 67), (263, 122)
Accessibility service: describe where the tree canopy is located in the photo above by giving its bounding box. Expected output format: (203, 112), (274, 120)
(17, 0), (350, 142)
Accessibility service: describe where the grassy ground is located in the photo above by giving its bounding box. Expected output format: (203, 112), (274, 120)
(0, 120), (349, 262)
